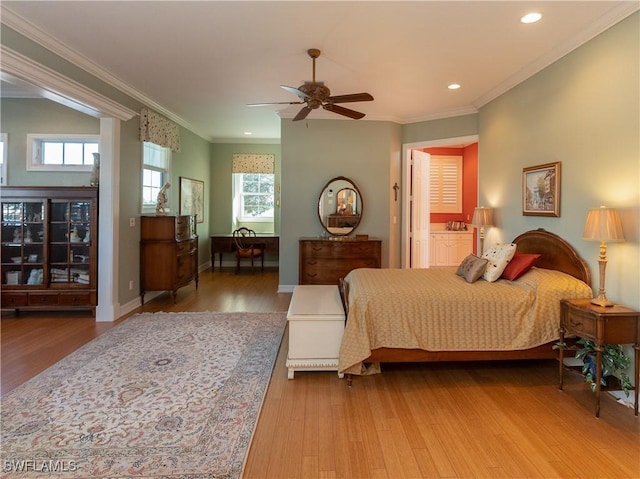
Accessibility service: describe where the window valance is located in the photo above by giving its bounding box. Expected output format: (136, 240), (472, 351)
(232, 154), (275, 174)
(139, 108), (181, 152)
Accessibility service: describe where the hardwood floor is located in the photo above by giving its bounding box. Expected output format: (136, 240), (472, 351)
(2, 268), (639, 478)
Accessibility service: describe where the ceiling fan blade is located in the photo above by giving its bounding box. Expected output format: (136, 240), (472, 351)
(323, 103), (366, 120)
(327, 92), (374, 103)
(281, 85), (311, 100)
(293, 106), (313, 121)
(247, 101), (304, 107)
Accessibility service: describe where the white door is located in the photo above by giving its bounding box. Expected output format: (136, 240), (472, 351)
(411, 149), (431, 268)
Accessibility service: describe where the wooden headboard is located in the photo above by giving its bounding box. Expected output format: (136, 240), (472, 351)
(512, 228), (591, 285)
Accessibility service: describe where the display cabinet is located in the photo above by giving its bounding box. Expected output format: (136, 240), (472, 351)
(1, 187), (98, 314)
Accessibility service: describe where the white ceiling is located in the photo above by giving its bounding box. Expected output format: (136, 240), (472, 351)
(1, 1), (637, 143)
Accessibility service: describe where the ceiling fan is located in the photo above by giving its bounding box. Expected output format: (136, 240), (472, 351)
(248, 48), (374, 121)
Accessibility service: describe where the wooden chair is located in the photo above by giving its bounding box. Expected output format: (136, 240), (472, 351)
(233, 227), (265, 274)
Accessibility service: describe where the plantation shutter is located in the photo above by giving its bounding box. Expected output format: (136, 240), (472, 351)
(430, 155), (462, 213)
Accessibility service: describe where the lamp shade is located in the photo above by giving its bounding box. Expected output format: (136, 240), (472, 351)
(471, 207), (493, 227)
(582, 206), (625, 242)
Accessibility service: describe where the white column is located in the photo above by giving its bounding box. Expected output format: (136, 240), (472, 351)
(95, 118), (120, 322)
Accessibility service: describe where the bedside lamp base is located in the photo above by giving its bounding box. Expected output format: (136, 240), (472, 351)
(591, 294), (614, 307)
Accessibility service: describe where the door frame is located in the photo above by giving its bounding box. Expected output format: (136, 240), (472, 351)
(401, 134), (479, 268)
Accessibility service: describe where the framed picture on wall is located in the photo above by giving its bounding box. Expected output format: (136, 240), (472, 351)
(522, 162), (561, 217)
(179, 177), (204, 223)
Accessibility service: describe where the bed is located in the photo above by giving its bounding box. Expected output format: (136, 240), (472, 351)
(338, 229), (593, 381)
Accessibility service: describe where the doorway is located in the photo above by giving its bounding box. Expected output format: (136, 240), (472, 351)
(401, 135), (479, 268)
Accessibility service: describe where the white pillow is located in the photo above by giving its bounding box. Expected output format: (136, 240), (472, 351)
(481, 243), (517, 282)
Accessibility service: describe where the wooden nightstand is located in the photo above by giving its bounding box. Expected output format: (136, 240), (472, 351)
(559, 298), (639, 417)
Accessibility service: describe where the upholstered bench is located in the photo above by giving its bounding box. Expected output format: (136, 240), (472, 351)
(286, 285), (345, 379)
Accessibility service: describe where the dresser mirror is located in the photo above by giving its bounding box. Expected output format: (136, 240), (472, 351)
(318, 176), (363, 236)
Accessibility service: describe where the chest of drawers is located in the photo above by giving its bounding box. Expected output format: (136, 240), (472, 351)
(140, 215), (198, 303)
(299, 237), (381, 285)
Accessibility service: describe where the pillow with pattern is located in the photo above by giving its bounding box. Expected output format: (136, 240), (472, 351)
(481, 243), (517, 282)
(501, 253), (541, 280)
(455, 254), (489, 283)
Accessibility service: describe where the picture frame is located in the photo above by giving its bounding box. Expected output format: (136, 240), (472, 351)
(522, 162), (561, 217)
(179, 177), (204, 223)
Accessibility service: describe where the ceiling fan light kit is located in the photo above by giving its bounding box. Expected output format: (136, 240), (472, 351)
(248, 48), (374, 121)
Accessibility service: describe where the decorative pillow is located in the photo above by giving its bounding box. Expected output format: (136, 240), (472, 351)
(501, 253), (542, 281)
(455, 254), (489, 283)
(481, 243), (517, 282)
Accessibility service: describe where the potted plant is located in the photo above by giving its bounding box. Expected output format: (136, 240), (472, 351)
(556, 339), (632, 397)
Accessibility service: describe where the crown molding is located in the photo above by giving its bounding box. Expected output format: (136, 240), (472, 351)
(400, 105), (479, 125)
(211, 137), (281, 144)
(1, 5), (211, 141)
(0, 46), (137, 120)
(473, 2), (640, 110)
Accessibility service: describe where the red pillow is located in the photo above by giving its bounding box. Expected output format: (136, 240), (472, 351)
(501, 253), (541, 280)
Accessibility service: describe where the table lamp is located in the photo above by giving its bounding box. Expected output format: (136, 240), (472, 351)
(471, 206), (493, 255)
(582, 206), (625, 307)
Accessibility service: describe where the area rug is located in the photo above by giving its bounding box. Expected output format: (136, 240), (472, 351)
(1, 311), (286, 478)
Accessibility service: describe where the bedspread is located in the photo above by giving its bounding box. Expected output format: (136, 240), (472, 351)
(338, 267), (592, 375)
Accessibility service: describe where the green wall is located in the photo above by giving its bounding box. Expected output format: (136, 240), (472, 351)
(479, 12), (639, 310)
(210, 143), (281, 234)
(1, 98), (213, 308)
(279, 119), (401, 287)
(116, 123), (212, 305)
(1, 98), (100, 186)
(402, 114), (478, 144)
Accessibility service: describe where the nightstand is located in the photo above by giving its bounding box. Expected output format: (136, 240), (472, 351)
(559, 298), (639, 417)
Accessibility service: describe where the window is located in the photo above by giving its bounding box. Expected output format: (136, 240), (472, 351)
(233, 173), (274, 222)
(430, 155), (462, 213)
(0, 133), (7, 185)
(26, 134), (99, 171)
(142, 141), (171, 213)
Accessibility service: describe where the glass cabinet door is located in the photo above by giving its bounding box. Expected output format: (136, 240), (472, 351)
(1, 200), (45, 286)
(50, 200), (92, 286)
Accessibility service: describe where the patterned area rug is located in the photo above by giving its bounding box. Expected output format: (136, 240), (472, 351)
(1, 311), (286, 478)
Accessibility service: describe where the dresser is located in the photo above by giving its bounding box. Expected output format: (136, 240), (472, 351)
(140, 215), (198, 304)
(299, 237), (381, 285)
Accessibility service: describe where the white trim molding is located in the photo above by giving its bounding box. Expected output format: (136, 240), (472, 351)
(0, 46), (137, 121)
(1, 5), (208, 141)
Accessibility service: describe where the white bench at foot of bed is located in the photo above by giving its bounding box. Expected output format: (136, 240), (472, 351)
(286, 285), (345, 379)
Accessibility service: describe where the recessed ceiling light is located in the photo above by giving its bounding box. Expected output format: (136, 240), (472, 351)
(448, 83), (461, 90)
(244, 131), (252, 136)
(521, 12), (542, 24)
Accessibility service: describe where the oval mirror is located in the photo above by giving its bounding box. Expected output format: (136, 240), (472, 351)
(318, 176), (363, 236)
